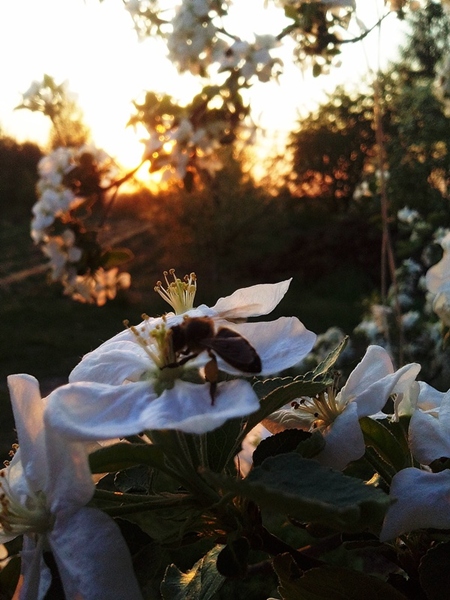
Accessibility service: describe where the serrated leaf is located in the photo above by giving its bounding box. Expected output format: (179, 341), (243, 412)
(89, 442), (166, 474)
(359, 417), (409, 472)
(419, 541), (450, 600)
(273, 554), (407, 600)
(161, 545), (225, 600)
(310, 337), (348, 380)
(253, 376), (295, 400)
(209, 454), (389, 532)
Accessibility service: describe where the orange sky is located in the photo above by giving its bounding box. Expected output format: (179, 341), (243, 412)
(0, 0), (407, 174)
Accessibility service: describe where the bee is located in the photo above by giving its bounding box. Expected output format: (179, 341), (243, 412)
(168, 317), (262, 403)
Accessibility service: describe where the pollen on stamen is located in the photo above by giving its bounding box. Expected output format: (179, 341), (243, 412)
(154, 269), (197, 315)
(124, 317), (173, 369)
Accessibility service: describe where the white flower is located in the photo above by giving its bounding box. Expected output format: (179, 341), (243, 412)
(380, 468), (450, 541)
(46, 276), (316, 440)
(2, 374), (142, 600)
(397, 206), (420, 225)
(42, 230), (82, 281)
(425, 232), (450, 324)
(408, 384), (450, 465)
(265, 346), (420, 470)
(66, 268), (131, 307)
(425, 232), (450, 294)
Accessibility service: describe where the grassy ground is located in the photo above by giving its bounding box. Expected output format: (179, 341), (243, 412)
(0, 216), (370, 459)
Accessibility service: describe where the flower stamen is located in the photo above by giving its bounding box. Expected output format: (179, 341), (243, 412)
(0, 466), (52, 536)
(154, 269), (197, 314)
(291, 387), (346, 432)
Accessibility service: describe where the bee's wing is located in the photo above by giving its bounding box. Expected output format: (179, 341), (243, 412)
(204, 328), (262, 373)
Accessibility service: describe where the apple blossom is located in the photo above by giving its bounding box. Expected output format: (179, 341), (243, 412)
(408, 383), (450, 465)
(2, 374), (142, 600)
(46, 275), (316, 440)
(265, 345), (420, 470)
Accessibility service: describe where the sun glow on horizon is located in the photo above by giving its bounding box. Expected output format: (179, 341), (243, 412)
(1, 0), (408, 185)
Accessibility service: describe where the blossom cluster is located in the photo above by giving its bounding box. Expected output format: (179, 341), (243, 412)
(6, 271), (450, 596)
(31, 145), (131, 306)
(142, 114), (223, 181)
(354, 207), (450, 383)
(167, 0), (229, 75)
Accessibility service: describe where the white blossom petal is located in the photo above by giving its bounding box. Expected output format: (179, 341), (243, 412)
(409, 390), (450, 464)
(50, 508), (143, 600)
(380, 468), (450, 541)
(210, 279), (292, 319)
(315, 402), (365, 470)
(355, 362), (421, 418)
(69, 341), (150, 384)
(7, 374), (47, 486)
(20, 536), (52, 600)
(224, 317), (316, 374)
(47, 379), (260, 439)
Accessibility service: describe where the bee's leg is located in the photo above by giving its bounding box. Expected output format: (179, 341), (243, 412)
(163, 352), (199, 369)
(204, 352), (219, 405)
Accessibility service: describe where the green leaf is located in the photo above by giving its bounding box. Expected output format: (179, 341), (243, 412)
(120, 504), (202, 545)
(209, 454), (389, 532)
(419, 541), (450, 600)
(310, 337), (349, 380)
(114, 465), (152, 493)
(100, 248), (133, 269)
(273, 554), (407, 600)
(359, 417), (409, 472)
(203, 417), (244, 472)
(245, 379), (329, 435)
(161, 545), (225, 600)
(252, 429), (324, 467)
(89, 442), (167, 474)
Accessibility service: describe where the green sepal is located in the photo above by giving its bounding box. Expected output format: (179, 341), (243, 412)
(89, 442), (166, 474)
(273, 553), (407, 600)
(161, 545), (225, 600)
(204, 453), (389, 533)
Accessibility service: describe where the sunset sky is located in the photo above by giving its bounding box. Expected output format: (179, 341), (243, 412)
(0, 0), (408, 172)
